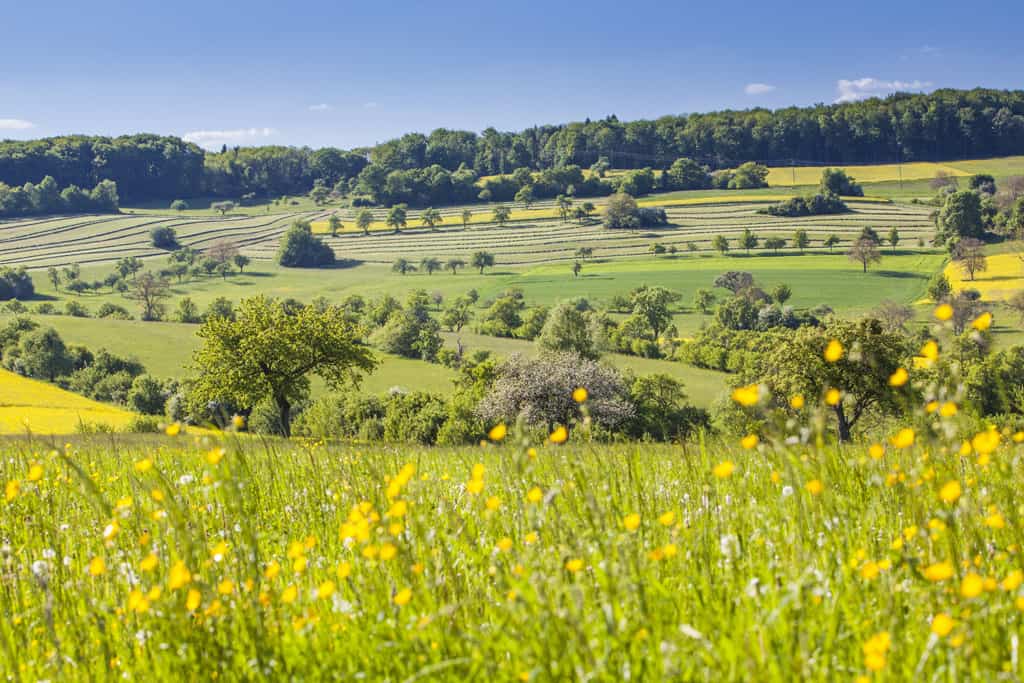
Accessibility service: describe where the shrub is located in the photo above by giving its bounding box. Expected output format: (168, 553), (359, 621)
(0, 267), (34, 301)
(96, 303), (132, 319)
(383, 391), (448, 444)
(277, 220), (335, 267)
(151, 226), (179, 250)
(64, 301), (90, 318)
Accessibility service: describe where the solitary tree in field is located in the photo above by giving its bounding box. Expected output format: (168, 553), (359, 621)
(234, 254), (251, 273)
(446, 258), (466, 275)
(575, 247), (593, 260)
(471, 251), (495, 275)
(557, 194), (573, 222)
(573, 261), (582, 278)
(126, 272), (172, 321)
(420, 257), (442, 275)
(772, 283), (792, 305)
(712, 235), (730, 256)
(207, 239), (239, 265)
(954, 237), (987, 281)
(824, 234), (841, 253)
(581, 202), (596, 220)
(493, 205), (511, 227)
(461, 209), (473, 229)
(740, 228), (759, 255)
(888, 228), (900, 254)
(190, 296), (376, 437)
(212, 201), (236, 217)
(848, 237), (882, 273)
(47, 267), (60, 290)
(764, 237), (786, 255)
(387, 204), (408, 233)
(793, 229), (810, 253)
(328, 214), (343, 236)
(356, 208), (374, 236)
(392, 258), (415, 276)
(515, 185), (535, 210)
(420, 207), (443, 231)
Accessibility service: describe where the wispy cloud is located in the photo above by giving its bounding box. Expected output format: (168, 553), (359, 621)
(835, 78), (932, 103)
(363, 101), (378, 109)
(182, 127), (277, 149)
(0, 118), (36, 131)
(308, 103), (332, 112)
(744, 83), (776, 96)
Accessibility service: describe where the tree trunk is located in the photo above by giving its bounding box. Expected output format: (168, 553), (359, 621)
(834, 405), (851, 442)
(275, 395), (292, 438)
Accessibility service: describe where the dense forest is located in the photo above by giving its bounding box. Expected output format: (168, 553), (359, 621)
(1, 88), (1022, 203)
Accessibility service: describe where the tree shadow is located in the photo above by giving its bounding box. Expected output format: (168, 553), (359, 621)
(873, 270), (925, 279)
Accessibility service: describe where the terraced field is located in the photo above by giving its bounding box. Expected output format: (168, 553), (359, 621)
(296, 199), (935, 266)
(0, 197), (932, 270)
(0, 211), (328, 269)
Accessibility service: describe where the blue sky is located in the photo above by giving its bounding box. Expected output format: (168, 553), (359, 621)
(2, 0), (1022, 150)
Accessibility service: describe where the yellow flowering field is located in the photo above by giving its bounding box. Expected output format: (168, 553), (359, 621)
(946, 252), (1023, 301)
(0, 368), (136, 434)
(767, 161), (970, 187)
(4, 356), (1024, 681)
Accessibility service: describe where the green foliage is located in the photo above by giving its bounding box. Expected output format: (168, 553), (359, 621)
(938, 190), (985, 240)
(276, 219), (335, 267)
(625, 374), (708, 441)
(127, 375), (168, 415)
(189, 296), (376, 436)
(819, 168), (863, 196)
(536, 303), (602, 360)
(383, 391), (448, 444)
(0, 267), (34, 301)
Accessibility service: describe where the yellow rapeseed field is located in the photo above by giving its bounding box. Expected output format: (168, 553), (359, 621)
(0, 367), (136, 434)
(945, 252), (1023, 301)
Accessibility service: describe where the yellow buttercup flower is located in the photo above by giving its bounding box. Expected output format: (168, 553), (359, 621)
(890, 428), (915, 449)
(165, 422), (181, 436)
(168, 560), (191, 589)
(938, 480), (961, 504)
(712, 460), (735, 479)
(134, 458), (153, 473)
(868, 443), (885, 460)
(488, 423), (507, 442)
(27, 463), (43, 482)
(88, 556), (106, 576)
(186, 588), (202, 611)
(931, 613), (955, 637)
(960, 572), (984, 599)
(789, 394), (805, 409)
(731, 384), (760, 407)
(972, 312), (992, 331)
(740, 434), (759, 449)
(622, 513), (641, 532)
(824, 339), (844, 362)
(393, 588), (413, 606)
(805, 479), (824, 496)
(922, 561), (954, 582)
(4, 480), (19, 502)
(572, 387), (588, 403)
(934, 303), (953, 321)
(888, 367), (908, 387)
(824, 388), (841, 406)
(565, 559), (584, 573)
(549, 426), (568, 444)
(658, 511), (676, 526)
(526, 487), (543, 504)
(139, 554), (159, 572)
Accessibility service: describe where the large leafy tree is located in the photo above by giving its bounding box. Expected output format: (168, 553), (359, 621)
(938, 190), (984, 240)
(755, 318), (910, 441)
(276, 219), (335, 267)
(190, 296), (376, 436)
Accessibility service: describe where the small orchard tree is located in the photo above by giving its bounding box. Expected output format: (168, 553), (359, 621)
(420, 207), (443, 231)
(572, 261), (582, 278)
(763, 237), (786, 255)
(386, 204), (408, 233)
(793, 229), (810, 253)
(392, 258), (415, 276)
(420, 257), (442, 275)
(211, 201), (236, 217)
(739, 228), (758, 255)
(772, 283), (792, 305)
(446, 258), (466, 275)
(557, 195), (573, 222)
(126, 272), (171, 321)
(461, 209), (473, 228)
(888, 228), (900, 254)
(471, 251), (495, 275)
(328, 214), (343, 236)
(190, 296), (376, 436)
(954, 237), (988, 281)
(493, 205), (511, 227)
(757, 318), (910, 441)
(848, 237), (882, 273)
(712, 235), (730, 255)
(356, 209), (374, 236)
(824, 234), (841, 253)
(514, 185), (535, 210)
(234, 254), (251, 273)
(170, 199), (189, 212)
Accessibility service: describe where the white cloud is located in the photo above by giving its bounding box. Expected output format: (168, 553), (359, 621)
(308, 103), (332, 112)
(835, 78), (932, 103)
(182, 127), (277, 149)
(0, 119), (35, 131)
(744, 83), (776, 96)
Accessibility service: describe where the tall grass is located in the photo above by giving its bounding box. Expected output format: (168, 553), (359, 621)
(2, 404), (1022, 679)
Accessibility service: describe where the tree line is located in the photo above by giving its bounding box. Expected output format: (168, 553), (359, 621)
(2, 89), (1023, 202)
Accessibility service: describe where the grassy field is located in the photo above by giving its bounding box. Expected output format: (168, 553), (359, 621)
(0, 367), (138, 434)
(1, 401), (1021, 679)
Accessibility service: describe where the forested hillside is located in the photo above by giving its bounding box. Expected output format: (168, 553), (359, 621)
(2, 88), (1023, 202)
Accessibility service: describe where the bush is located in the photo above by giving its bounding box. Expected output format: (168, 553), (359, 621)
(761, 192), (847, 217)
(127, 375), (167, 415)
(293, 393), (386, 440)
(151, 226), (179, 250)
(62, 301), (89, 317)
(126, 415), (162, 433)
(277, 219), (335, 267)
(0, 267), (34, 301)
(96, 303), (132, 319)
(383, 391), (448, 444)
